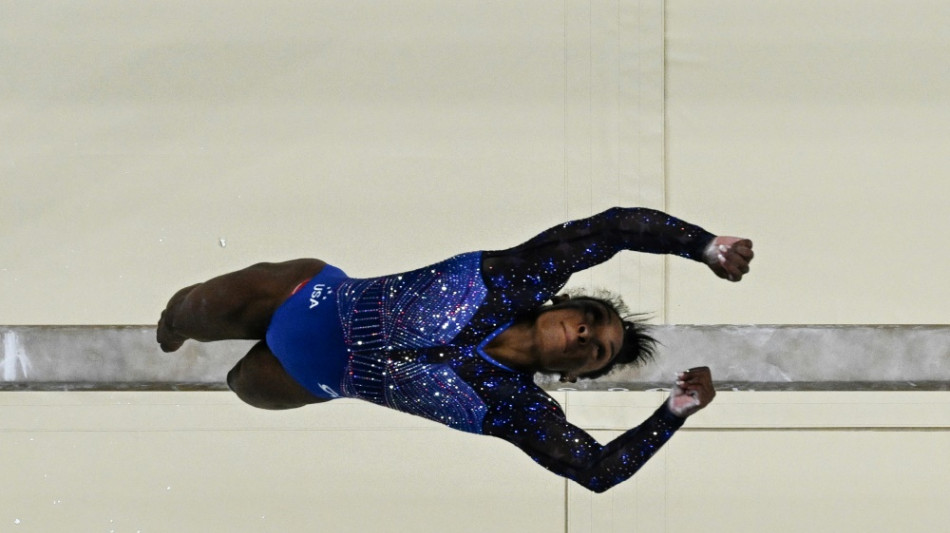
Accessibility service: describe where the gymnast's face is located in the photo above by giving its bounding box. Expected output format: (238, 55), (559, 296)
(532, 298), (623, 381)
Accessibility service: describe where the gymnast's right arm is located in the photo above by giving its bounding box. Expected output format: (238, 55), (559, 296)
(480, 207), (754, 304)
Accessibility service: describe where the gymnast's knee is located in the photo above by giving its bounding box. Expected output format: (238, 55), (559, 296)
(227, 362), (267, 409)
(226, 364), (241, 395)
(226, 363), (255, 404)
(226, 360), (309, 411)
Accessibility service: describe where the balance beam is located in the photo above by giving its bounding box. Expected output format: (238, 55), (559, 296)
(2, 325), (948, 391)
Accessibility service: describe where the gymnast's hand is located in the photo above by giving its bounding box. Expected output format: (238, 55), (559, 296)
(703, 236), (754, 282)
(667, 367), (716, 418)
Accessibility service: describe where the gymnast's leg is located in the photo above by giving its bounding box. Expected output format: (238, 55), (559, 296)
(227, 341), (327, 410)
(157, 259), (327, 352)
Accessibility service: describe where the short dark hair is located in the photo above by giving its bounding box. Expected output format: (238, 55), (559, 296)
(581, 315), (657, 380)
(533, 290), (658, 380)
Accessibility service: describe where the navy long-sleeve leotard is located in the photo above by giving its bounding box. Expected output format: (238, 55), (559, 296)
(269, 207), (715, 493)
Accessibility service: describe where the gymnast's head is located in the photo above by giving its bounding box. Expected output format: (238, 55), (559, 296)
(522, 291), (657, 383)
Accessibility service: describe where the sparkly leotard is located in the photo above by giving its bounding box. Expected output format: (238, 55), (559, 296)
(266, 207), (715, 492)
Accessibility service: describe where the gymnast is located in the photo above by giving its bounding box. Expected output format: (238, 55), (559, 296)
(157, 207), (753, 492)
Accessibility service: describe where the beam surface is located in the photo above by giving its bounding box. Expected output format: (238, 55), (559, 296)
(1, 325), (948, 391)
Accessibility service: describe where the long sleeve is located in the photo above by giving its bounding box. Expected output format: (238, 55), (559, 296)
(480, 207), (715, 301)
(482, 391), (685, 493)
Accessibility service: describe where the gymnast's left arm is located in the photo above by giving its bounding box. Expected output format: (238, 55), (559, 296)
(483, 368), (716, 493)
(484, 399), (685, 493)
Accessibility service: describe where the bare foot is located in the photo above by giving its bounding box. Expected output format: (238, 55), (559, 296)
(157, 308), (187, 352)
(156, 284), (198, 352)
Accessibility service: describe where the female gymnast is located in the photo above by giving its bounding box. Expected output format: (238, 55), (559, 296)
(157, 207), (753, 492)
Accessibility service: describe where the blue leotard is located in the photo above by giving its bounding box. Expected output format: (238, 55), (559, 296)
(265, 265), (350, 399)
(266, 207), (715, 492)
